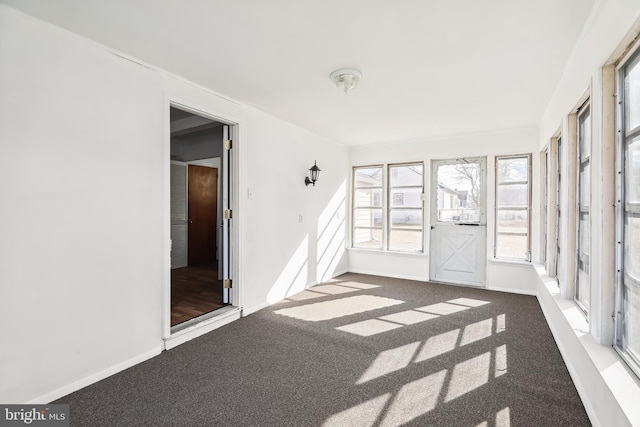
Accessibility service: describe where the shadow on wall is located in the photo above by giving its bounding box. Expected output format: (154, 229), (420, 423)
(317, 180), (346, 282)
(267, 181), (347, 304)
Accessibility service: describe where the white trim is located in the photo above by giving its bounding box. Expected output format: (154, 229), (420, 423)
(347, 269), (428, 283)
(347, 247), (427, 259)
(488, 257), (532, 266)
(164, 307), (241, 350)
(27, 346), (162, 404)
(242, 302), (271, 317)
(329, 268), (350, 278)
(486, 285), (536, 296)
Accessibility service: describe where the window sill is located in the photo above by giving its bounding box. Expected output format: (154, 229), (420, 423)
(534, 265), (640, 426)
(347, 247), (427, 258)
(488, 257), (531, 266)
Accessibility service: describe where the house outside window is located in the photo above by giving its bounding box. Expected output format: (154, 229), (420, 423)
(388, 163), (424, 252)
(352, 163), (424, 252)
(352, 166), (384, 249)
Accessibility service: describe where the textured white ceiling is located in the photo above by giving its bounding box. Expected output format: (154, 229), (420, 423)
(2, 0), (595, 145)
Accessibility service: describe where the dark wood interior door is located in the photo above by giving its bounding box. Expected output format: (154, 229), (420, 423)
(188, 165), (218, 268)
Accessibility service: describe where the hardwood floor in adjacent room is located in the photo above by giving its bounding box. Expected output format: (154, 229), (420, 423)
(171, 265), (225, 327)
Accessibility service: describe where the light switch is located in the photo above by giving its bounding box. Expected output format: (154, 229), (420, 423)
(299, 214), (303, 223)
(247, 188), (253, 199)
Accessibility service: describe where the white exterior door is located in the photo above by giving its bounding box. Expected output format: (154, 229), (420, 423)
(429, 158), (487, 286)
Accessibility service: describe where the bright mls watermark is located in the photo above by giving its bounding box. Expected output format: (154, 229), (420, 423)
(0, 405), (69, 427)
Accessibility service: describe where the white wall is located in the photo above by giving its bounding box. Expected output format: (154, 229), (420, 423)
(0, 4), (349, 403)
(239, 106), (349, 312)
(536, 0), (640, 425)
(348, 128), (539, 294)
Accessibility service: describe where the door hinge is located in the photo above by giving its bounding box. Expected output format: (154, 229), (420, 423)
(224, 139), (232, 150)
(223, 279), (232, 289)
(224, 209), (232, 219)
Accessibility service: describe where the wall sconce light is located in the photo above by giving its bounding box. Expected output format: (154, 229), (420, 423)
(305, 161), (321, 186)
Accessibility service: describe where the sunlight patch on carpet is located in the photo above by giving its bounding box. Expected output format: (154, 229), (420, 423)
(357, 342), (421, 384)
(336, 319), (403, 337)
(274, 295), (404, 321)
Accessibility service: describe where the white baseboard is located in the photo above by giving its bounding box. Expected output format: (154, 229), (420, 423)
(325, 269), (349, 280)
(28, 346), (163, 404)
(242, 302), (270, 316)
(346, 269), (429, 283)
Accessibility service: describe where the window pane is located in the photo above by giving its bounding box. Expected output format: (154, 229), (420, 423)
(577, 261), (590, 309)
(390, 187), (422, 208)
(576, 105), (591, 311)
(355, 189), (382, 208)
(579, 106), (591, 160)
(623, 283), (640, 362)
(579, 212), (590, 261)
(390, 209), (423, 229)
(436, 163), (481, 223)
(389, 229), (422, 252)
(580, 162), (591, 208)
(627, 136), (640, 205)
(495, 156), (530, 260)
(354, 167), (383, 187)
(625, 214), (640, 282)
(390, 164), (423, 186)
(497, 158), (528, 183)
(497, 209), (528, 235)
(353, 228), (382, 249)
(354, 208), (382, 228)
(625, 53), (640, 132)
(495, 234), (527, 259)
(497, 183), (528, 207)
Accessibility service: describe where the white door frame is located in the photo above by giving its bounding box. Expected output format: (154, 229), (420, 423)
(429, 157), (487, 287)
(163, 101), (240, 347)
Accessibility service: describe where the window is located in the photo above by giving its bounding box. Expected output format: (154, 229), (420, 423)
(556, 136), (562, 277)
(388, 163), (424, 252)
(576, 102), (591, 312)
(352, 163), (424, 252)
(352, 166), (383, 249)
(543, 148), (549, 265)
(615, 49), (640, 377)
(495, 154), (531, 260)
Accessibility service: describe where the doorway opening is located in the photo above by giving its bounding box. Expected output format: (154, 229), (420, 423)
(169, 106), (232, 328)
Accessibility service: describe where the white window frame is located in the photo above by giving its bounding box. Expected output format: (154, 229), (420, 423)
(352, 165), (384, 250)
(555, 135), (562, 278)
(575, 101), (591, 314)
(387, 162), (424, 252)
(615, 47), (640, 378)
(351, 162), (424, 253)
(494, 154), (532, 261)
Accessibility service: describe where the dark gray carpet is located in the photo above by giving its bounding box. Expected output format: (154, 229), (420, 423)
(56, 273), (591, 426)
